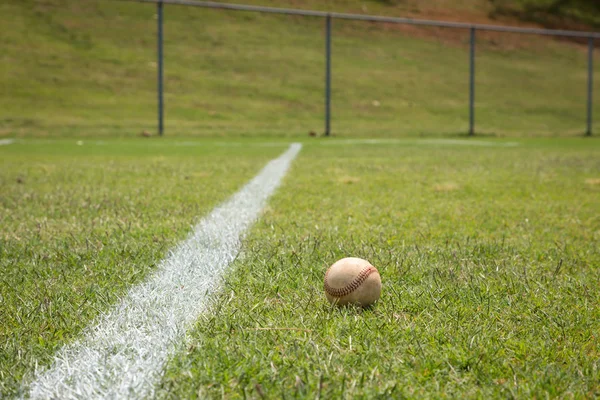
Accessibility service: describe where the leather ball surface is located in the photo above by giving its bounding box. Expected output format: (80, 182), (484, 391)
(324, 257), (381, 307)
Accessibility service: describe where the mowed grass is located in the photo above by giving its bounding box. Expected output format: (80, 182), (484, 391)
(158, 138), (600, 398)
(1, 0), (598, 137)
(0, 139), (285, 397)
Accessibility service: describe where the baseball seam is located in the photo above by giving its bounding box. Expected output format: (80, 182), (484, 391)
(324, 266), (377, 297)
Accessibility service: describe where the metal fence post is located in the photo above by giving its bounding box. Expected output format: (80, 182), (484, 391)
(158, 1), (164, 136)
(325, 14), (332, 136)
(587, 36), (594, 136)
(469, 27), (476, 136)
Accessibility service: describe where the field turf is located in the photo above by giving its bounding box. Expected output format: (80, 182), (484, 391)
(2, 137), (597, 397)
(0, 138), (285, 396)
(154, 137), (600, 398)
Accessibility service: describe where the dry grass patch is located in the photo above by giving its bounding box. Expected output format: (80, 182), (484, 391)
(585, 178), (600, 186)
(339, 176), (361, 184)
(433, 182), (459, 192)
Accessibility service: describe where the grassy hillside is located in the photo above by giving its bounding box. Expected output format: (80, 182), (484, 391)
(0, 0), (598, 137)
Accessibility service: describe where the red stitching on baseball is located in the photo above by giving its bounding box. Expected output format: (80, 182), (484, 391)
(324, 266), (377, 297)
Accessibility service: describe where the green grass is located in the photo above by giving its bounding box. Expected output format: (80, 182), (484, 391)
(0, 0), (598, 138)
(1, 138), (599, 397)
(1, 0), (600, 397)
(0, 138), (285, 396)
(157, 138), (600, 398)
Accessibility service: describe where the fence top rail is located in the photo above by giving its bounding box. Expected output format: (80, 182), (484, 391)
(131, 0), (600, 39)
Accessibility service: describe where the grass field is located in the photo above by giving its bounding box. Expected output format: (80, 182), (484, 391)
(1, 0), (598, 137)
(2, 137), (598, 397)
(1, 0), (600, 397)
(154, 137), (600, 398)
(0, 139), (285, 396)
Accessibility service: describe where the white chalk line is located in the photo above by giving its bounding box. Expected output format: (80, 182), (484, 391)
(0, 139), (15, 146)
(418, 139), (519, 147)
(318, 138), (519, 147)
(13, 139), (290, 148)
(13, 138), (519, 149)
(25, 143), (302, 399)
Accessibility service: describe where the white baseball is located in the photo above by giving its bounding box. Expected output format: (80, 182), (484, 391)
(324, 257), (382, 307)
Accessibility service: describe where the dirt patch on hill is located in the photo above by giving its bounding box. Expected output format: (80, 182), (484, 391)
(366, 2), (597, 50)
(263, 0), (598, 51)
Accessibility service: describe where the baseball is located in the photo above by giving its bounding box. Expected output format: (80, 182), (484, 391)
(324, 257), (381, 307)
